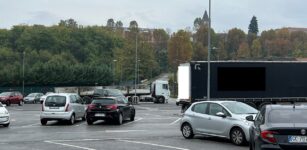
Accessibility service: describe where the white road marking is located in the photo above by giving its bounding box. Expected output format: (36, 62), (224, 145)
(170, 118), (181, 125)
(122, 117), (143, 126)
(105, 130), (146, 133)
(45, 140), (96, 150)
(119, 139), (190, 150)
(75, 122), (86, 127)
(21, 123), (41, 128)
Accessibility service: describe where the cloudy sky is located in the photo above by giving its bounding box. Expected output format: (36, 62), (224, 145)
(0, 0), (306, 33)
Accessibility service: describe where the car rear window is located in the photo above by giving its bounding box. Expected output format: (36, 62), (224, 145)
(92, 98), (116, 105)
(268, 109), (307, 123)
(45, 96), (66, 107)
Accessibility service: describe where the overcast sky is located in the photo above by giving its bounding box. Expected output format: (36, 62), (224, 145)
(0, 0), (306, 33)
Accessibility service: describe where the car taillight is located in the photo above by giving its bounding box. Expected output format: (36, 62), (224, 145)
(106, 104), (117, 111)
(87, 104), (96, 110)
(65, 104), (70, 112)
(261, 130), (278, 143)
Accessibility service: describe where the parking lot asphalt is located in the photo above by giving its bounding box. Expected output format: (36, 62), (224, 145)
(0, 99), (248, 150)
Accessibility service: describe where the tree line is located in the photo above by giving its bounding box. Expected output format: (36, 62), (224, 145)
(0, 19), (169, 86)
(167, 15), (307, 71)
(1, 15), (306, 87)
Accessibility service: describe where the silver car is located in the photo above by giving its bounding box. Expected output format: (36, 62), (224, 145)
(180, 101), (258, 146)
(40, 93), (86, 125)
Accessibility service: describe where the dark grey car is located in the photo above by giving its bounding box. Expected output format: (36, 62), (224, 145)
(249, 104), (307, 150)
(24, 93), (44, 104)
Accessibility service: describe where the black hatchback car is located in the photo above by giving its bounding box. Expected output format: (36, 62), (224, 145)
(86, 97), (135, 125)
(248, 104), (307, 150)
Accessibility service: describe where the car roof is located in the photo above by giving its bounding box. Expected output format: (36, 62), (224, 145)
(92, 97), (118, 99)
(193, 100), (239, 105)
(266, 104), (307, 110)
(47, 93), (74, 97)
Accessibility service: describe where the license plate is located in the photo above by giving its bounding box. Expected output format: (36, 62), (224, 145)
(288, 136), (307, 143)
(95, 113), (105, 117)
(49, 107), (59, 109)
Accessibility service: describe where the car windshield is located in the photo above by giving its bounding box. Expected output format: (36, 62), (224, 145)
(27, 93), (36, 97)
(0, 92), (11, 96)
(268, 109), (307, 123)
(106, 89), (123, 96)
(45, 96), (66, 107)
(92, 98), (116, 105)
(222, 102), (258, 114)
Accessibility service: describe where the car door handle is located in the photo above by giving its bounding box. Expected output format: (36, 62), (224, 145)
(208, 117), (211, 120)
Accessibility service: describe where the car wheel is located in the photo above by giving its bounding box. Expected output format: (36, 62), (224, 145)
(3, 123), (9, 127)
(6, 101), (11, 106)
(130, 110), (135, 121)
(230, 128), (246, 146)
(41, 119), (47, 125)
(18, 100), (23, 106)
(69, 114), (75, 125)
(117, 113), (123, 125)
(86, 118), (93, 125)
(158, 97), (165, 103)
(181, 123), (194, 139)
(82, 114), (86, 121)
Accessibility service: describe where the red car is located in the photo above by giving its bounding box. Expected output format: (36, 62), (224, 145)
(0, 92), (24, 106)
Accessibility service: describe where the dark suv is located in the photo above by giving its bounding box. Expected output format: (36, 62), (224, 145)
(248, 104), (307, 150)
(0, 92), (24, 106)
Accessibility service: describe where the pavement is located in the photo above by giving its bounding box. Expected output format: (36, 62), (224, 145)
(0, 99), (248, 150)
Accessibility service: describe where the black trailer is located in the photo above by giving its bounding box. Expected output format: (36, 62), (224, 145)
(178, 61), (307, 109)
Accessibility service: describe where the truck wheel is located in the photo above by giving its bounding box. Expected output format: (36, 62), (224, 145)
(158, 97), (165, 103)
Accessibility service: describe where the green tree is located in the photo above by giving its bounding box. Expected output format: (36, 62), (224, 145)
(237, 42), (250, 59)
(248, 16), (259, 35)
(107, 18), (115, 28)
(168, 30), (193, 71)
(251, 39), (262, 58)
(226, 28), (246, 58)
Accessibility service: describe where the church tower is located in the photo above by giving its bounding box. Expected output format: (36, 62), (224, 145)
(202, 10), (209, 25)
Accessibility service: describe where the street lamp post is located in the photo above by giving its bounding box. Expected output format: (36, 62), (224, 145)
(22, 51), (25, 96)
(135, 33), (138, 97)
(113, 59), (117, 85)
(207, 0), (212, 101)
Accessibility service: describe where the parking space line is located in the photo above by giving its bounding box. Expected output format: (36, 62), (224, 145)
(122, 117), (143, 126)
(21, 123), (41, 128)
(105, 130), (146, 133)
(118, 139), (190, 150)
(170, 118), (181, 125)
(45, 140), (96, 150)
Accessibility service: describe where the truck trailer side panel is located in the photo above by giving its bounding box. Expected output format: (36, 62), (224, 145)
(190, 61), (307, 102)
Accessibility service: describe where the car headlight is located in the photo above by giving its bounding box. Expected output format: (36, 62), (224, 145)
(243, 119), (253, 126)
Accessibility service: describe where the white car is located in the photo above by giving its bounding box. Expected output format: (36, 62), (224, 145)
(0, 102), (10, 127)
(40, 93), (86, 125)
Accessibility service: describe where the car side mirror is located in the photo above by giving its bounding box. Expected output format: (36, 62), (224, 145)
(246, 115), (254, 121)
(216, 112), (227, 118)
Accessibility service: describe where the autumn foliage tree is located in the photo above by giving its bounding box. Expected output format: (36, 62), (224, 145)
(167, 30), (193, 71)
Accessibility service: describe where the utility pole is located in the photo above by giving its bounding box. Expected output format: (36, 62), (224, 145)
(207, 0), (211, 101)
